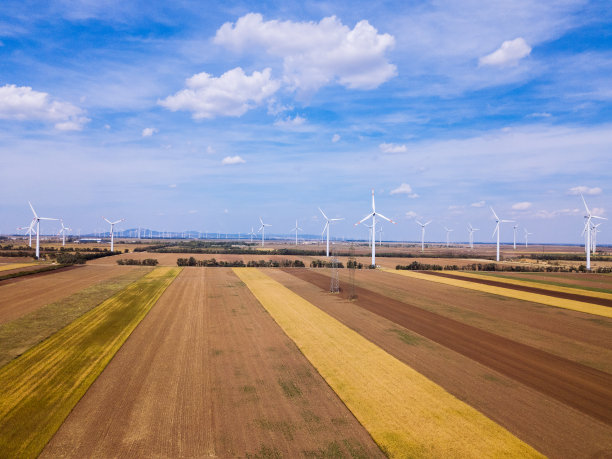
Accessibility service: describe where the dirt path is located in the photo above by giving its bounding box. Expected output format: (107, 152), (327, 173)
(0, 265), (136, 324)
(282, 269), (612, 426)
(42, 268), (382, 458)
(267, 269), (612, 457)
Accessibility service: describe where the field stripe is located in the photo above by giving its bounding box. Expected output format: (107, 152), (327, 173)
(383, 268), (612, 318)
(0, 263), (37, 272)
(0, 267), (181, 458)
(234, 268), (542, 458)
(446, 270), (612, 300)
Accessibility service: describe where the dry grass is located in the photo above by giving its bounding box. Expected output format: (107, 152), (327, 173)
(234, 268), (542, 458)
(383, 268), (612, 319)
(0, 267), (180, 457)
(0, 263), (38, 272)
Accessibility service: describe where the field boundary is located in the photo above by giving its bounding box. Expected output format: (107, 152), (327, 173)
(234, 267), (541, 458)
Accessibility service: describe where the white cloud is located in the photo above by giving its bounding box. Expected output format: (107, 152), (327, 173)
(274, 114), (306, 127)
(528, 112), (552, 118)
(168, 184), (177, 188)
(568, 186), (602, 196)
(512, 201), (532, 210)
(206, 146), (215, 154)
(188, 210), (198, 214)
(0, 84), (89, 130)
(592, 207), (605, 216)
(471, 201), (486, 208)
(390, 183), (418, 198)
(534, 208), (580, 219)
(159, 67), (280, 119)
(221, 155), (245, 165)
(332, 134), (341, 143)
(224, 208), (229, 214)
(214, 13), (396, 94)
(379, 142), (407, 153)
(479, 37), (531, 67)
(405, 211), (418, 219)
(142, 127), (158, 137)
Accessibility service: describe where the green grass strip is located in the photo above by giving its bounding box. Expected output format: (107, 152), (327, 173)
(0, 267), (153, 368)
(0, 266), (181, 458)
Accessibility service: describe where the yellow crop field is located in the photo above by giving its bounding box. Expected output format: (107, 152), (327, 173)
(0, 263), (37, 272)
(0, 267), (180, 458)
(234, 268), (542, 458)
(447, 270), (612, 300)
(383, 268), (612, 319)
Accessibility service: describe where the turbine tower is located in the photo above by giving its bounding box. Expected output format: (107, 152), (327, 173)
(416, 220), (432, 252)
(512, 224), (519, 249)
(291, 219), (303, 246)
(320, 208), (343, 257)
(58, 220), (71, 247)
(28, 202), (58, 259)
(443, 226), (454, 248)
(491, 207), (514, 262)
(591, 223), (602, 254)
(378, 226), (383, 246)
(581, 195), (606, 270)
(524, 228), (532, 248)
(103, 217), (125, 252)
(354, 189), (396, 267)
(467, 223), (479, 249)
(258, 217), (271, 247)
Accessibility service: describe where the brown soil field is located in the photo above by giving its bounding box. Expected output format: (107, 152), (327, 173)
(42, 268), (383, 458)
(0, 258), (35, 264)
(0, 265), (140, 324)
(266, 268), (612, 457)
(426, 271), (612, 307)
(281, 268), (612, 426)
(334, 268), (612, 372)
(0, 264), (47, 277)
(484, 271), (612, 290)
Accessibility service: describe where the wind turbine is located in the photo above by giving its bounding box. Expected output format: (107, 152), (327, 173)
(378, 226), (383, 246)
(291, 219), (303, 246)
(320, 208), (344, 257)
(581, 195), (606, 269)
(491, 207), (514, 262)
(103, 217), (125, 252)
(524, 228), (532, 248)
(17, 218), (37, 248)
(28, 202), (59, 259)
(592, 223), (602, 254)
(58, 220), (71, 247)
(416, 220), (432, 252)
(354, 189), (396, 267)
(248, 227), (256, 243)
(258, 217), (271, 247)
(467, 223), (479, 249)
(512, 224), (519, 249)
(365, 222), (374, 247)
(443, 226), (454, 248)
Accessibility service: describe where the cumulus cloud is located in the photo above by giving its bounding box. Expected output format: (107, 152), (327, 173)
(479, 38), (531, 67)
(142, 127), (158, 137)
(568, 186), (602, 195)
(274, 114), (306, 127)
(332, 134), (341, 143)
(221, 155), (245, 165)
(390, 183), (419, 198)
(379, 142), (407, 153)
(159, 67), (280, 119)
(470, 201), (486, 208)
(0, 84), (89, 130)
(512, 201), (532, 210)
(534, 208), (580, 219)
(214, 13), (396, 94)
(405, 211), (418, 219)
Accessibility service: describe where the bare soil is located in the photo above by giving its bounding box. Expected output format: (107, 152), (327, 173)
(42, 268), (383, 458)
(267, 268), (612, 457)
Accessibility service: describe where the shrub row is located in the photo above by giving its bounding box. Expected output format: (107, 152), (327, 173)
(116, 258), (159, 266)
(176, 257), (306, 268)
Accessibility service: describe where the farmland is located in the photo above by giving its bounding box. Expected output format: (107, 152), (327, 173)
(0, 243), (611, 457)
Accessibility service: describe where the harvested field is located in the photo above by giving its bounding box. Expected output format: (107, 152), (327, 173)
(0, 267), (180, 458)
(475, 271), (612, 291)
(267, 268), (612, 457)
(0, 262), (37, 272)
(0, 264), (141, 324)
(236, 268), (540, 457)
(283, 268), (612, 426)
(42, 268), (382, 458)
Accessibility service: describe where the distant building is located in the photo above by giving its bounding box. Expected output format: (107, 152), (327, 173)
(77, 238), (102, 243)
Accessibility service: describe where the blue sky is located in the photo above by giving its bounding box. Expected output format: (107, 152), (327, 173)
(1, 0), (611, 244)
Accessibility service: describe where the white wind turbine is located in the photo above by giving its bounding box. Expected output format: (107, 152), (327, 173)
(467, 223), (479, 249)
(355, 189), (396, 266)
(491, 207), (514, 262)
(58, 220), (71, 247)
(591, 223), (602, 254)
(319, 208), (344, 257)
(17, 218), (37, 248)
(524, 228), (532, 248)
(103, 217), (125, 252)
(378, 225), (383, 246)
(416, 220), (432, 252)
(258, 217), (271, 247)
(365, 222), (374, 247)
(581, 195), (606, 270)
(443, 226), (454, 248)
(28, 202), (59, 259)
(248, 227), (256, 243)
(291, 219), (303, 246)
(512, 224), (519, 249)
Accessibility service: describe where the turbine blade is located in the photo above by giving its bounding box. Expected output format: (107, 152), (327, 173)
(377, 213), (395, 224)
(319, 207), (328, 221)
(424, 220), (432, 226)
(581, 194), (590, 215)
(103, 217), (111, 224)
(490, 206), (499, 221)
(29, 201), (38, 218)
(592, 216), (607, 220)
(371, 189), (375, 213)
(415, 220), (423, 226)
(355, 213), (373, 226)
(492, 223), (499, 238)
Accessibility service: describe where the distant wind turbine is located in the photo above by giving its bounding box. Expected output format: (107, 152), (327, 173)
(248, 227), (256, 243)
(523, 228), (532, 248)
(491, 207), (514, 262)
(29, 202), (59, 259)
(17, 218), (37, 248)
(443, 226), (454, 248)
(103, 216), (125, 252)
(467, 223), (479, 249)
(512, 224), (519, 249)
(58, 220), (71, 247)
(258, 217), (271, 247)
(591, 223), (602, 254)
(581, 195), (606, 270)
(320, 208), (343, 257)
(291, 219), (303, 246)
(355, 189), (396, 267)
(416, 220), (432, 252)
